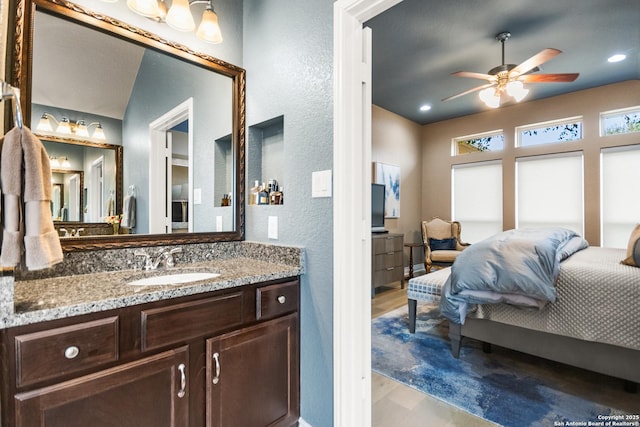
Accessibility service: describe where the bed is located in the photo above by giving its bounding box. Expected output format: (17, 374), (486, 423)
(407, 228), (640, 386)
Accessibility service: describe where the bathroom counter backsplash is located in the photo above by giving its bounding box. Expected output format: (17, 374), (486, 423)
(1, 241), (304, 329)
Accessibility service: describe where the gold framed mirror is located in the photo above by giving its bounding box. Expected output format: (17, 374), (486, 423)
(7, 0), (246, 250)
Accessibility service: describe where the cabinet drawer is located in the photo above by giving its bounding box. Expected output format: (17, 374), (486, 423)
(372, 267), (403, 287)
(372, 235), (403, 255)
(15, 317), (119, 388)
(373, 251), (403, 271)
(256, 281), (299, 321)
(141, 293), (243, 351)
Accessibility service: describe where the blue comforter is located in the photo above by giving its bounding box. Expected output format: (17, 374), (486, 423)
(440, 227), (588, 324)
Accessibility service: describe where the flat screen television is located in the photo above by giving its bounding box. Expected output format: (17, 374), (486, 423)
(371, 183), (387, 233)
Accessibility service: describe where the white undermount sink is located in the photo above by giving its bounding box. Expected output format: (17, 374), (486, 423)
(127, 272), (221, 286)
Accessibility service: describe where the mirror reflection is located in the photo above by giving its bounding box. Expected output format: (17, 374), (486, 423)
(28, 4), (241, 242)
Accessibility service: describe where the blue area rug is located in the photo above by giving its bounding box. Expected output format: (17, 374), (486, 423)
(372, 304), (639, 427)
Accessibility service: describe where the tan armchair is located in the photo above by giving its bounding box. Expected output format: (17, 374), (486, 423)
(421, 217), (469, 273)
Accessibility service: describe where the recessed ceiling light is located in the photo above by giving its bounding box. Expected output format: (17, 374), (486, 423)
(419, 104), (432, 112)
(608, 54), (626, 63)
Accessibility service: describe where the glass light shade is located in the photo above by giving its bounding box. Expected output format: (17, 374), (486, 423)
(506, 80), (529, 102)
(56, 117), (72, 134)
(61, 157), (71, 168)
(92, 123), (106, 140)
(196, 8), (223, 44)
(37, 113), (53, 132)
(127, 0), (162, 18)
(75, 120), (90, 137)
(49, 157), (60, 167)
(166, 0), (196, 32)
(479, 87), (500, 108)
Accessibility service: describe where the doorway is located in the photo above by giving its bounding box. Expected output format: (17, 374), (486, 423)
(148, 98), (194, 234)
(333, 0), (404, 425)
(89, 156), (104, 221)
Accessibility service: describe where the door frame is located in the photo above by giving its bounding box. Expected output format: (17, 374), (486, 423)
(333, 0), (403, 425)
(148, 98), (194, 234)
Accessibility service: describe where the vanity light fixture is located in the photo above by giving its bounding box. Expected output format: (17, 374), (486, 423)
(49, 156), (71, 168)
(124, 0), (223, 44)
(37, 113), (107, 140)
(75, 120), (107, 140)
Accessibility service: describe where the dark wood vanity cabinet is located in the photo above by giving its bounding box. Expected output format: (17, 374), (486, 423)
(0, 278), (300, 427)
(14, 346), (190, 427)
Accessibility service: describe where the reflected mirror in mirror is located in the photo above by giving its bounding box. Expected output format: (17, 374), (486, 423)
(12, 0), (246, 250)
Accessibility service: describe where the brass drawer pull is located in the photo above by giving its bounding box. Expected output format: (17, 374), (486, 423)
(64, 346), (80, 359)
(212, 352), (220, 384)
(277, 295), (286, 304)
(386, 267), (395, 271)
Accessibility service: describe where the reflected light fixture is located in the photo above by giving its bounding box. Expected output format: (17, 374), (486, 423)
(49, 156), (71, 168)
(37, 113), (107, 140)
(124, 0), (223, 44)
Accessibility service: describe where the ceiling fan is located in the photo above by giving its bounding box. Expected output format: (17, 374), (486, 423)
(442, 32), (579, 107)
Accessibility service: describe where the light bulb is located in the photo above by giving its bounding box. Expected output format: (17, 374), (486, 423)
(56, 117), (72, 134)
(75, 120), (90, 137)
(506, 80), (529, 102)
(92, 123), (106, 140)
(127, 0), (162, 18)
(196, 7), (223, 44)
(479, 87), (500, 108)
(166, 0), (195, 32)
(37, 113), (53, 132)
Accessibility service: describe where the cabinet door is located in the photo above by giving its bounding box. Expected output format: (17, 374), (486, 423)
(14, 346), (189, 427)
(207, 313), (299, 427)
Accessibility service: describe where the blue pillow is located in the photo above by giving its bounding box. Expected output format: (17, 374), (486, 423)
(430, 237), (457, 251)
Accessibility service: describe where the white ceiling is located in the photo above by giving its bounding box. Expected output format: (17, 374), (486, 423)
(365, 0), (640, 125)
(32, 11), (144, 120)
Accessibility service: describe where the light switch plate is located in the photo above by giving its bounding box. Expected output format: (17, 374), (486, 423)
(194, 188), (202, 204)
(216, 216), (223, 231)
(312, 170), (332, 198)
(268, 216), (278, 239)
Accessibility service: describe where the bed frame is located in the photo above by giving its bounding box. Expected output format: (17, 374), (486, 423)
(448, 319), (640, 390)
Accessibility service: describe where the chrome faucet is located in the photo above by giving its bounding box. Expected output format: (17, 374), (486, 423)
(134, 248), (183, 271)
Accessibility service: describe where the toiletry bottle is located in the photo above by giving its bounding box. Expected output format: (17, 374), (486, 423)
(258, 182), (269, 205)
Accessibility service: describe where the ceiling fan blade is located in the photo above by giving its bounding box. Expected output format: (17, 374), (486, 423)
(452, 71), (497, 81)
(511, 48), (562, 76)
(519, 73), (579, 83)
(442, 82), (495, 102)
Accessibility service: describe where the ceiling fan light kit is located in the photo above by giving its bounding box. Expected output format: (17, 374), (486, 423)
(443, 31), (579, 109)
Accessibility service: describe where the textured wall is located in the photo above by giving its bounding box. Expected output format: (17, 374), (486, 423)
(372, 105), (424, 256)
(243, 1), (334, 425)
(421, 80), (640, 246)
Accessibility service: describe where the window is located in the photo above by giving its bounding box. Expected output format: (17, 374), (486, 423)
(453, 130), (504, 155)
(517, 117), (583, 147)
(452, 161), (503, 243)
(601, 145), (640, 248)
(516, 153), (583, 235)
(600, 106), (640, 136)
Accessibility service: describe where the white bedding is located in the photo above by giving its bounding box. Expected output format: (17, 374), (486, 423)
(469, 247), (640, 351)
(409, 247), (640, 351)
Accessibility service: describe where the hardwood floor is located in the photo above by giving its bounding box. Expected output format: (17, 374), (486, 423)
(371, 282), (497, 427)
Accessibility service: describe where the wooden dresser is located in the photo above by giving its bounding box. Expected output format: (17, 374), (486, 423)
(372, 233), (404, 296)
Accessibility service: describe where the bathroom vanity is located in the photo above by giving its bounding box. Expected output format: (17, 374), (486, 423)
(0, 245), (303, 426)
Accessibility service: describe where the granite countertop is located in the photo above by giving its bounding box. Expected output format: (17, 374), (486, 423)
(4, 257), (301, 329)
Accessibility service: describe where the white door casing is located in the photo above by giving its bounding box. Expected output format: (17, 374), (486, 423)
(148, 99), (194, 234)
(333, 1), (403, 426)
